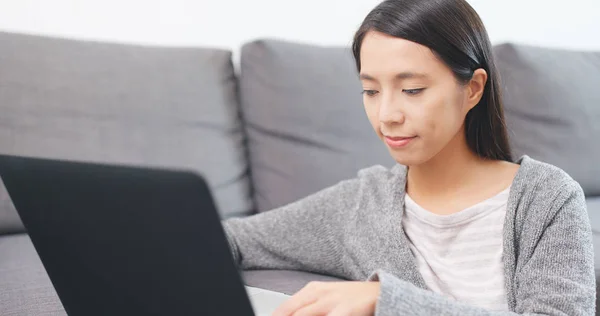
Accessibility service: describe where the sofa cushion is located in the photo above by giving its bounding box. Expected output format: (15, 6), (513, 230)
(0, 233), (66, 316)
(243, 270), (344, 296)
(494, 43), (600, 196)
(0, 31), (253, 234)
(239, 39), (394, 211)
(588, 198), (600, 267)
(0, 180), (22, 235)
(585, 197), (600, 315)
(0, 234), (345, 316)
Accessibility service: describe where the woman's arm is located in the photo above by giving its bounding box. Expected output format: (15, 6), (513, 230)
(222, 176), (361, 278)
(370, 183), (596, 316)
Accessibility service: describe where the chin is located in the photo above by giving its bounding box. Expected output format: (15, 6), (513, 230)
(388, 151), (421, 167)
(386, 148), (434, 167)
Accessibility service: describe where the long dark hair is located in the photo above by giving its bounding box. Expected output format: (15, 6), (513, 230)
(352, 0), (512, 162)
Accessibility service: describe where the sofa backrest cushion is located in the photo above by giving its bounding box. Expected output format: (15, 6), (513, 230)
(239, 39), (395, 212)
(494, 43), (600, 196)
(0, 32), (253, 234)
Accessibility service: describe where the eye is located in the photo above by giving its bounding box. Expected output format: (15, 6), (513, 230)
(361, 89), (379, 97)
(402, 88), (425, 95)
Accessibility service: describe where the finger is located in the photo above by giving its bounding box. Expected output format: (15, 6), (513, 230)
(272, 290), (318, 316)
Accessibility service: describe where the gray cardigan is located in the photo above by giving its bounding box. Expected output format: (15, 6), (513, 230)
(223, 156), (596, 315)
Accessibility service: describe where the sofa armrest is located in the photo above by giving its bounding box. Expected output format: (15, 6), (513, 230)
(242, 270), (344, 295)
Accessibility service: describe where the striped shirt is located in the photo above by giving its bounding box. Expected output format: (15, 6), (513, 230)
(403, 187), (510, 311)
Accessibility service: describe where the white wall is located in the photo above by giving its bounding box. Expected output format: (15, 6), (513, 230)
(0, 0), (598, 52)
(469, 0), (600, 50)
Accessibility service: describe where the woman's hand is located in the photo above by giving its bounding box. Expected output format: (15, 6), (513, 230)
(272, 281), (380, 316)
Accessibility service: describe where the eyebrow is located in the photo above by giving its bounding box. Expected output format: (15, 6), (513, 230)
(359, 72), (429, 81)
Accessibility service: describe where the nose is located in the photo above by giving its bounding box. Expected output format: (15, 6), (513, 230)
(378, 92), (405, 125)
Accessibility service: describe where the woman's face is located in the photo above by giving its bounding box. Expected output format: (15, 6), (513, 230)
(359, 31), (478, 166)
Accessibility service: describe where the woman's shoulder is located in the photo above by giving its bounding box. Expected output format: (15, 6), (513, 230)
(354, 163), (407, 187)
(329, 164), (407, 204)
(516, 155), (584, 195)
(513, 156), (586, 221)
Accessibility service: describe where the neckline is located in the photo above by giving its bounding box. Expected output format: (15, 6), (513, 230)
(404, 186), (511, 227)
(390, 155), (532, 217)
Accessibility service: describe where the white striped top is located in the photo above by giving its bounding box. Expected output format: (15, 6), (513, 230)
(402, 187), (510, 311)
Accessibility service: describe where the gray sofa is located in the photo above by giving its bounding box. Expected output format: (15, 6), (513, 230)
(0, 31), (598, 315)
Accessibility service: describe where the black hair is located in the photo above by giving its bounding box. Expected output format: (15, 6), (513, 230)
(352, 0), (512, 162)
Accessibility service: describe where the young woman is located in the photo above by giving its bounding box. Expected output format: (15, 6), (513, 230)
(223, 0), (595, 315)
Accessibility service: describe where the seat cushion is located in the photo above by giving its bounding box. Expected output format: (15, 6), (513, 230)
(239, 39), (394, 212)
(0, 31), (253, 235)
(587, 198), (600, 268)
(585, 197), (600, 315)
(0, 234), (341, 315)
(243, 270), (344, 295)
(0, 234), (66, 316)
(0, 180), (21, 235)
(494, 43), (600, 196)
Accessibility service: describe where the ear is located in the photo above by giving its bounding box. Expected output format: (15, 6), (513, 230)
(465, 68), (488, 111)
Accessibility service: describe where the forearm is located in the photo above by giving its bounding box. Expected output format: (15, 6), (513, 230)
(223, 211), (341, 272)
(370, 271), (522, 316)
(222, 178), (360, 275)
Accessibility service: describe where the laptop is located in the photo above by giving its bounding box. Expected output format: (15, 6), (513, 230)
(0, 154), (289, 316)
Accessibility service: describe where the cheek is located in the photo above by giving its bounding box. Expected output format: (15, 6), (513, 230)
(364, 101), (381, 136)
(415, 92), (464, 139)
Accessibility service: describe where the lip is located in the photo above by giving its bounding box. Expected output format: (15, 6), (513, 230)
(384, 135), (416, 148)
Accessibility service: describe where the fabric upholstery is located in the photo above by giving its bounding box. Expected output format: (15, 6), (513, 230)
(0, 234), (66, 316)
(243, 270), (344, 295)
(0, 180), (22, 235)
(0, 234), (344, 315)
(583, 197), (600, 315)
(0, 31), (253, 235)
(494, 43), (600, 196)
(239, 39), (394, 212)
(587, 198), (600, 268)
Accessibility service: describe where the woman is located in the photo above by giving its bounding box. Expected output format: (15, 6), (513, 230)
(224, 0), (596, 315)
